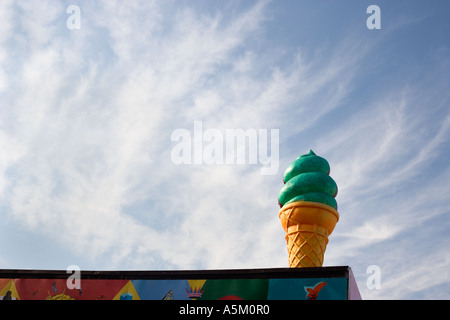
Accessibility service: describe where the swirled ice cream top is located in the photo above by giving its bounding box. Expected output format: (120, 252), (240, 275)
(278, 150), (338, 210)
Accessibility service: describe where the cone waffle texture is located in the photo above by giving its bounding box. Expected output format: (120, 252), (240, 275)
(279, 201), (339, 268)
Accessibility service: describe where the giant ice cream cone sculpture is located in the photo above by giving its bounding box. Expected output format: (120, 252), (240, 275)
(278, 150), (339, 268)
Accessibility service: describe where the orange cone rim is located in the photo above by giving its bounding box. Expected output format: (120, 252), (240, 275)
(279, 201), (339, 235)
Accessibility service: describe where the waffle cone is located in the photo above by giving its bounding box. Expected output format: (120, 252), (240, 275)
(279, 201), (339, 268)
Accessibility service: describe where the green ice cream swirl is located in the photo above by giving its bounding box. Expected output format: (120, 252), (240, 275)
(278, 150), (338, 210)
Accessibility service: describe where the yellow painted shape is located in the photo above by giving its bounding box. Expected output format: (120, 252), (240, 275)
(113, 280), (140, 300)
(0, 279), (20, 300)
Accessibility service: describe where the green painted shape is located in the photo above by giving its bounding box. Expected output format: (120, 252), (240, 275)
(283, 150), (330, 183)
(279, 150), (338, 209)
(278, 172), (338, 207)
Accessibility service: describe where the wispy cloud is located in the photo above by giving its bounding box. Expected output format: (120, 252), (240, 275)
(314, 45), (450, 298)
(1, 0), (360, 269)
(1, 0), (285, 269)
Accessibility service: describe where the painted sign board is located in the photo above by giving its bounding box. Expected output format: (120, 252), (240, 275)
(0, 266), (361, 300)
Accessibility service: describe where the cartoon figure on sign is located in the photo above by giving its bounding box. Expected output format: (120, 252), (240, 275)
(304, 282), (327, 300)
(162, 289), (174, 300)
(186, 280), (206, 300)
(46, 281), (74, 300)
(120, 293), (133, 300)
(2, 291), (13, 300)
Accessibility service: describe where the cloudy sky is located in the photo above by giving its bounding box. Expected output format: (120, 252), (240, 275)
(1, 0), (449, 299)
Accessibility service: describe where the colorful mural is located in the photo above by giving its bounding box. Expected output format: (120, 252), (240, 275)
(0, 276), (354, 300)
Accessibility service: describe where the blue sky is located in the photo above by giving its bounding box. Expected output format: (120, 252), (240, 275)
(0, 0), (449, 300)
